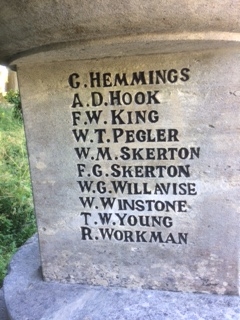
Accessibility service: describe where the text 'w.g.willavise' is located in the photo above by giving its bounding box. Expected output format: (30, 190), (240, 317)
(18, 51), (239, 295)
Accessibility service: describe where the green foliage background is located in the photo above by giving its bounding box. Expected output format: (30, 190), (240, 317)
(0, 98), (36, 286)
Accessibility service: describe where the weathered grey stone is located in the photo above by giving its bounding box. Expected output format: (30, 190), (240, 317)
(1, 1), (240, 65)
(0, 289), (8, 320)
(16, 49), (240, 295)
(1, 0), (240, 298)
(4, 235), (240, 320)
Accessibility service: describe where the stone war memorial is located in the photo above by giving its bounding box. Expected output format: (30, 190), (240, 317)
(1, 1), (240, 319)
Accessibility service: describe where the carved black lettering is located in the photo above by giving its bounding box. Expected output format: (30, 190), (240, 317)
(72, 129), (89, 142)
(94, 129), (106, 143)
(188, 183), (197, 195)
(75, 147), (90, 159)
(139, 215), (150, 227)
(100, 197), (116, 209)
(178, 233), (188, 244)
(130, 71), (147, 85)
(168, 129), (179, 141)
(154, 183), (170, 194)
(96, 181), (106, 193)
(92, 164), (102, 177)
(89, 72), (100, 87)
(110, 164), (121, 177)
(190, 147), (200, 159)
(149, 231), (164, 243)
(96, 147), (112, 160)
(177, 200), (187, 212)
(76, 164), (85, 177)
(114, 73), (128, 86)
(165, 233), (177, 243)
(80, 212), (91, 225)
(124, 231), (134, 242)
(127, 215), (138, 226)
(118, 146), (199, 160)
(79, 197), (95, 208)
(99, 228), (114, 239)
(111, 181), (128, 193)
(167, 69), (178, 83)
(77, 180), (93, 192)
(85, 110), (102, 124)
(148, 110), (159, 123)
(163, 216), (173, 228)
(71, 93), (83, 108)
(155, 70), (167, 84)
(117, 199), (135, 210)
(103, 73), (112, 87)
(72, 111), (81, 125)
(68, 73), (80, 89)
(111, 110), (125, 124)
(134, 92), (145, 104)
(180, 68), (190, 82)
(134, 111), (146, 123)
(115, 213), (127, 225)
(123, 166), (135, 177)
(98, 213), (112, 225)
(125, 130), (135, 143)
(136, 231), (147, 242)
(151, 216), (163, 227)
(149, 70), (154, 84)
(91, 92), (103, 106)
(122, 92), (132, 105)
(81, 227), (93, 240)
(114, 230), (124, 241)
(132, 148), (144, 160)
(126, 182), (152, 195)
(146, 91), (160, 104)
(112, 128), (124, 143)
(135, 200), (145, 211)
(109, 91), (121, 106)
(119, 147), (130, 160)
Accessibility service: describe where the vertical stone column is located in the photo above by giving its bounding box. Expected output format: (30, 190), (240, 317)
(16, 50), (240, 295)
(0, 66), (8, 95)
(0, 1), (240, 296)
(6, 70), (18, 92)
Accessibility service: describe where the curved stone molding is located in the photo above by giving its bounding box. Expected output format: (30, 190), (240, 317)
(1, 1), (240, 65)
(5, 31), (240, 66)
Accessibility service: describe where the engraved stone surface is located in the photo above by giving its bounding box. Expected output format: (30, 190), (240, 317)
(18, 49), (240, 295)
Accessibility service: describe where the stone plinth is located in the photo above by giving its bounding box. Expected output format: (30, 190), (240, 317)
(3, 235), (240, 320)
(0, 0), (240, 297)
(16, 49), (240, 295)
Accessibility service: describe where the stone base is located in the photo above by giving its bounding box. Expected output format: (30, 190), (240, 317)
(0, 289), (8, 320)
(3, 235), (240, 320)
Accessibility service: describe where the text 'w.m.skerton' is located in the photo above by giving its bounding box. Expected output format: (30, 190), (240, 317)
(15, 51), (239, 295)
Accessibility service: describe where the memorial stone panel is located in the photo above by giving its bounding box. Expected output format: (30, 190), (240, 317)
(18, 50), (239, 294)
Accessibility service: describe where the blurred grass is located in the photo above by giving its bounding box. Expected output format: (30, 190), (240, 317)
(0, 103), (36, 286)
